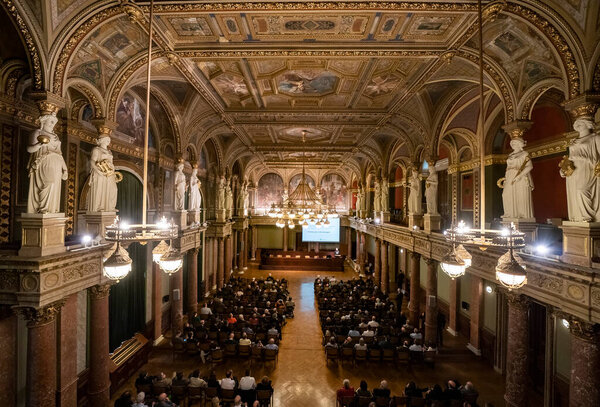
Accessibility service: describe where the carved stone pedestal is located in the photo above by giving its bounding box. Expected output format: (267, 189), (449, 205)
(19, 213), (67, 257)
(408, 214), (423, 230)
(379, 211), (390, 223)
(559, 221), (600, 267)
(188, 210), (201, 225)
(172, 210), (188, 229)
(216, 209), (226, 223)
(84, 211), (117, 241)
(502, 217), (537, 243)
(423, 214), (441, 232)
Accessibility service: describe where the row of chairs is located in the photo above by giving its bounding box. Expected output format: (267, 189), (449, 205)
(338, 395), (469, 407)
(136, 383), (273, 407)
(326, 347), (435, 367)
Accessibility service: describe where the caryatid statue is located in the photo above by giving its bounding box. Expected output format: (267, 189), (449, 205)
(189, 165), (202, 212)
(88, 134), (120, 212)
(560, 117), (600, 222)
(381, 178), (389, 212)
(373, 179), (382, 212)
(174, 160), (187, 211)
(237, 180), (248, 216)
(355, 184), (364, 214)
(225, 178), (233, 216)
(407, 168), (422, 215)
(425, 164), (439, 215)
(216, 176), (226, 210)
(27, 113), (68, 214)
(500, 138), (533, 219)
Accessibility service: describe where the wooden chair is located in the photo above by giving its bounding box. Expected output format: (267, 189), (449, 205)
(238, 344), (251, 358)
(396, 349), (410, 366)
(203, 387), (218, 407)
(256, 389), (273, 407)
(392, 396), (407, 406)
(430, 401), (445, 407)
(341, 347), (354, 365)
(326, 347), (339, 365)
(448, 399), (463, 407)
(369, 348), (382, 362)
(173, 341), (185, 360)
(363, 335), (374, 345)
(171, 385), (188, 407)
(382, 348), (394, 363)
(374, 397), (390, 407)
(136, 383), (152, 397)
(264, 348), (278, 366)
(210, 349), (223, 366)
(338, 395), (355, 407)
(187, 386), (204, 406)
(220, 388), (236, 405)
(224, 343), (237, 358)
(356, 396), (372, 407)
(423, 350), (436, 367)
(354, 348), (367, 366)
(409, 397), (426, 407)
(152, 384), (170, 400)
(410, 351), (424, 365)
(218, 331), (229, 344)
(463, 393), (478, 405)
(251, 346), (264, 366)
(186, 341), (200, 356)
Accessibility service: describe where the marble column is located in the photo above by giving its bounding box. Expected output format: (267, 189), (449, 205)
(204, 238), (212, 296)
(217, 237), (225, 288)
(152, 261), (163, 340)
(170, 269), (184, 334)
(212, 238), (218, 289)
(57, 293), (78, 407)
(447, 278), (459, 336)
(374, 238), (381, 286)
(468, 275), (483, 355)
(504, 293), (530, 407)
(381, 241), (388, 294)
(18, 302), (63, 407)
(232, 230), (238, 269)
(88, 284), (111, 407)
(240, 229), (247, 270)
(226, 235), (232, 277)
(355, 230), (360, 262)
(283, 226), (288, 251)
(0, 307), (17, 404)
(187, 248), (199, 314)
(424, 258), (438, 346)
(251, 227), (257, 260)
(569, 318), (600, 407)
(409, 252), (421, 327)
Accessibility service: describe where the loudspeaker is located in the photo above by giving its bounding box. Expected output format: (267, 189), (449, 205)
(172, 289), (181, 301)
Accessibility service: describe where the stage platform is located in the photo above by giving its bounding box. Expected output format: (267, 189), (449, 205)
(259, 250), (345, 272)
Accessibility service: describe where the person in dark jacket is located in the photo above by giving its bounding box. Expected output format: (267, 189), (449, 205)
(372, 380), (391, 398)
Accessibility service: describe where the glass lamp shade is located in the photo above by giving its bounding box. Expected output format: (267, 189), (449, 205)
(103, 243), (132, 282)
(152, 240), (169, 264)
(288, 222), (295, 229)
(495, 250), (527, 290)
(159, 247), (183, 274)
(440, 248), (467, 279)
(455, 244), (472, 267)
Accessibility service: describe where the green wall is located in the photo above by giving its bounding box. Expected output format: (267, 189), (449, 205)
(437, 267), (450, 302)
(483, 280), (497, 333)
(555, 317), (572, 379)
(257, 226), (284, 249)
(459, 273), (471, 316)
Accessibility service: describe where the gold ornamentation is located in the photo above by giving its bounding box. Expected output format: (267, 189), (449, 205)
(567, 284), (585, 301)
(88, 283), (111, 299)
(37, 101), (60, 116)
(15, 301), (64, 327)
(569, 103), (599, 119)
(96, 159), (123, 183)
(497, 177), (505, 189)
(65, 142), (77, 235)
(559, 155), (575, 177)
(0, 125), (13, 243)
(122, 3), (144, 23)
(482, 0), (506, 22)
(568, 317), (600, 342)
(440, 50), (455, 64)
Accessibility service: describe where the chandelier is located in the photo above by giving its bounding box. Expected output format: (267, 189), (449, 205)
(267, 130), (337, 229)
(102, 0), (182, 280)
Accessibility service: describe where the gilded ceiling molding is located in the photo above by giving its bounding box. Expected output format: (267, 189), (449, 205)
(51, 5), (123, 95)
(0, 0), (44, 90)
(592, 58), (600, 93)
(0, 59), (28, 98)
(517, 78), (565, 120)
(65, 79), (106, 120)
(181, 50), (439, 59)
(505, 2), (581, 99)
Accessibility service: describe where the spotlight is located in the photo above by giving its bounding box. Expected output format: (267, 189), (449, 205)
(485, 286), (493, 294)
(374, 218), (381, 224)
(561, 319), (570, 329)
(535, 244), (549, 255)
(82, 235), (92, 247)
(501, 228), (509, 237)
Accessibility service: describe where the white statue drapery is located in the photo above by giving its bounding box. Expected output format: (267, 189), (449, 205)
(216, 176), (226, 210)
(27, 114), (68, 214)
(88, 136), (118, 212)
(561, 118), (600, 222)
(189, 167), (202, 212)
(381, 179), (389, 212)
(174, 162), (187, 211)
(373, 180), (382, 212)
(502, 138), (534, 219)
(425, 165), (439, 215)
(408, 170), (422, 215)
(225, 180), (233, 214)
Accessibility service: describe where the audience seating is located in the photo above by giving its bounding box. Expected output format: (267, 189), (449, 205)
(256, 389), (274, 407)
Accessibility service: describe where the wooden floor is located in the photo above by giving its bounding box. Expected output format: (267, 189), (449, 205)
(111, 265), (507, 406)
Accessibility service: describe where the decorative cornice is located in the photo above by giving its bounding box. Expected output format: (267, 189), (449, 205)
(14, 300), (65, 327)
(568, 317), (600, 342)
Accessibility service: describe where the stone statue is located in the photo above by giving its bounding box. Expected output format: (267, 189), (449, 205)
(282, 188), (289, 203)
(242, 182), (249, 214)
(501, 138), (533, 219)
(225, 179), (233, 215)
(216, 176), (225, 210)
(27, 113), (68, 214)
(237, 180), (248, 216)
(88, 135), (119, 212)
(408, 169), (422, 215)
(174, 161), (187, 211)
(425, 164), (439, 215)
(189, 167), (202, 212)
(355, 185), (364, 214)
(381, 178), (389, 212)
(560, 117), (600, 222)
(373, 179), (382, 212)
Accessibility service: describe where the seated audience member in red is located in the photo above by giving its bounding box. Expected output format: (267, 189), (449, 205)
(337, 379), (355, 404)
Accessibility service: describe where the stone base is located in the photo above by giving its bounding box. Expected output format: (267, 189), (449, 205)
(446, 327), (458, 337)
(19, 213), (68, 257)
(423, 213), (441, 232)
(381, 211), (390, 223)
(83, 211), (117, 242)
(188, 211), (201, 225)
(153, 335), (164, 346)
(408, 214), (423, 230)
(501, 217), (538, 243)
(560, 221), (600, 267)
(216, 210), (226, 223)
(172, 210), (188, 228)
(358, 210), (366, 219)
(467, 343), (482, 356)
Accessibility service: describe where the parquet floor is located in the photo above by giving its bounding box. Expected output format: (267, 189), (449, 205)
(111, 265), (507, 406)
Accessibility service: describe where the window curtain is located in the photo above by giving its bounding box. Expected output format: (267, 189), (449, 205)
(109, 171), (147, 351)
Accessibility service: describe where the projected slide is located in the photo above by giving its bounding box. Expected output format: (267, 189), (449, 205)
(302, 217), (340, 242)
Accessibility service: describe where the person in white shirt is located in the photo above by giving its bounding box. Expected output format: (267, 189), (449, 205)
(239, 369), (256, 390)
(354, 338), (368, 351)
(267, 326), (278, 336)
(409, 341), (423, 352)
(362, 327), (375, 337)
(233, 395), (244, 407)
(410, 328), (422, 340)
(367, 316), (379, 329)
(200, 303), (212, 315)
(132, 392), (147, 407)
(239, 332), (252, 346)
(265, 338), (279, 350)
(220, 370), (236, 390)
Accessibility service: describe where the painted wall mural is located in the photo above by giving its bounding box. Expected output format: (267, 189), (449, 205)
(277, 70), (338, 95)
(257, 173), (285, 210)
(116, 92), (145, 145)
(289, 173), (315, 193)
(320, 173), (348, 210)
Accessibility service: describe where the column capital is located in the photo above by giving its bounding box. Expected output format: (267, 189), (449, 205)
(14, 300), (65, 327)
(502, 120), (533, 139)
(189, 247), (200, 255)
(30, 91), (67, 115)
(568, 317), (600, 342)
(90, 118), (118, 138)
(506, 292), (530, 310)
(424, 257), (438, 266)
(88, 284), (111, 300)
(409, 251), (421, 260)
(563, 93), (600, 119)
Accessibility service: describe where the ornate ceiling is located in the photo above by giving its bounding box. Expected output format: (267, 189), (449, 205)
(6, 0), (600, 178)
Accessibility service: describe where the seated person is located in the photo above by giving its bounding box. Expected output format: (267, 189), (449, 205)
(220, 370), (236, 390)
(172, 371), (188, 387)
(325, 337), (338, 349)
(409, 340), (423, 352)
(342, 337), (354, 348)
(355, 380), (372, 398)
(153, 372), (172, 387)
(239, 332), (252, 346)
(188, 370), (207, 388)
(200, 303), (213, 315)
(256, 376), (274, 392)
(265, 338), (279, 351)
(372, 380), (391, 398)
(348, 328), (360, 338)
(354, 338), (368, 351)
(336, 379), (355, 404)
(362, 327), (375, 337)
